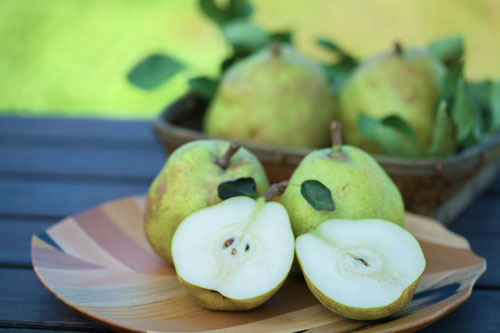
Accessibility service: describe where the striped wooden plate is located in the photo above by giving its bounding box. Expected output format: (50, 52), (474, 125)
(32, 196), (486, 333)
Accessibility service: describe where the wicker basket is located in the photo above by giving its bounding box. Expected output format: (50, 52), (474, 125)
(154, 94), (500, 224)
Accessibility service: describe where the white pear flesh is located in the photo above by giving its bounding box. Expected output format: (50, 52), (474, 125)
(172, 196), (295, 311)
(296, 219), (426, 320)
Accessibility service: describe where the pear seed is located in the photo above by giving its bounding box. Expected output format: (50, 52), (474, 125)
(245, 244), (250, 251)
(223, 238), (234, 248)
(231, 248), (237, 255)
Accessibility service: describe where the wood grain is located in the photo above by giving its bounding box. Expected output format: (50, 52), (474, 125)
(31, 196), (486, 333)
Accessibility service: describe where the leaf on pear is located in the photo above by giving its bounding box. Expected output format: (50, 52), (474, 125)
(323, 58), (358, 93)
(428, 36), (464, 64)
(380, 115), (416, 140)
(490, 80), (500, 131)
(451, 77), (475, 143)
(221, 20), (270, 52)
(127, 54), (185, 90)
(301, 180), (335, 211)
(358, 113), (379, 140)
(218, 177), (257, 200)
(188, 76), (219, 101)
(428, 100), (457, 157)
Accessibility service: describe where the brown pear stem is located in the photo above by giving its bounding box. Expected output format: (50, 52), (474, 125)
(329, 121), (346, 159)
(263, 181), (289, 202)
(271, 42), (281, 57)
(394, 41), (403, 56)
(216, 142), (240, 169)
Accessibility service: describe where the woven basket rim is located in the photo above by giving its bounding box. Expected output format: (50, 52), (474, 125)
(155, 94), (500, 177)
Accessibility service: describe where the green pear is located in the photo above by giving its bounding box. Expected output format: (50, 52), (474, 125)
(296, 218), (426, 320)
(280, 122), (405, 237)
(144, 140), (269, 265)
(339, 43), (445, 154)
(171, 182), (294, 311)
(204, 43), (336, 148)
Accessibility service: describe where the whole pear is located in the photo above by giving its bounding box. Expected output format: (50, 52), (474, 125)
(339, 43), (445, 154)
(204, 43), (336, 148)
(144, 140), (269, 265)
(280, 122), (405, 237)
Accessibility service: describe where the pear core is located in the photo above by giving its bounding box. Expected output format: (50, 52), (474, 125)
(172, 196), (295, 310)
(296, 219), (426, 320)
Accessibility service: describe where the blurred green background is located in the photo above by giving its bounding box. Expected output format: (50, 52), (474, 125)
(1, 0), (499, 119)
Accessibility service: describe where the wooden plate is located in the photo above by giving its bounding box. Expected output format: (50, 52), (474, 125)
(31, 196), (486, 333)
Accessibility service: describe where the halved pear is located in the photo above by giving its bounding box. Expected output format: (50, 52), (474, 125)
(171, 196), (295, 311)
(296, 219), (426, 320)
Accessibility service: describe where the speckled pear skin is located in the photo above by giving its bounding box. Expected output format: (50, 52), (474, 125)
(339, 47), (445, 154)
(144, 140), (269, 265)
(280, 146), (405, 236)
(204, 43), (336, 148)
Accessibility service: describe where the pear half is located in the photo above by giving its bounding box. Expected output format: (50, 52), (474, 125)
(296, 219), (426, 320)
(171, 196), (295, 311)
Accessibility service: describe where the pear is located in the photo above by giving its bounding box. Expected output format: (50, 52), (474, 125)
(144, 140), (269, 265)
(280, 122), (405, 237)
(171, 182), (294, 311)
(296, 218), (426, 320)
(204, 43), (336, 148)
(339, 43), (445, 154)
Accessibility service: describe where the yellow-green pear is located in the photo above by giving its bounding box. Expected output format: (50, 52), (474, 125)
(339, 43), (445, 154)
(204, 43), (336, 148)
(144, 140), (269, 265)
(280, 122), (405, 237)
(171, 182), (294, 310)
(296, 218), (426, 320)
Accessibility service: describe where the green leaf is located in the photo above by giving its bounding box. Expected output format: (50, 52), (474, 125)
(490, 80), (500, 131)
(300, 180), (335, 211)
(316, 37), (355, 61)
(222, 20), (270, 52)
(451, 77), (475, 143)
(218, 177), (257, 200)
(374, 124), (421, 158)
(270, 31), (293, 43)
(188, 76), (219, 100)
(323, 57), (357, 93)
(428, 36), (464, 64)
(442, 60), (464, 102)
(199, 0), (253, 25)
(428, 100), (457, 157)
(127, 54), (185, 90)
(358, 113), (379, 140)
(380, 115), (416, 139)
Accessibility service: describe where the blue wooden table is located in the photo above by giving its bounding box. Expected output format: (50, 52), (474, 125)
(1, 116), (499, 332)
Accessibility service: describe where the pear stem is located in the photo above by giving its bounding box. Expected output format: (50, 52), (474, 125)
(263, 181), (289, 202)
(216, 142), (240, 169)
(329, 121), (346, 159)
(394, 41), (403, 56)
(271, 42), (281, 57)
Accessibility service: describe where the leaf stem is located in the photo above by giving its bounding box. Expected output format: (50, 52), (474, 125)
(263, 181), (289, 201)
(216, 142), (240, 169)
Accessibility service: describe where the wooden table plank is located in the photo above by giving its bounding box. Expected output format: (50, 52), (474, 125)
(0, 220), (54, 268)
(0, 116), (156, 143)
(0, 267), (498, 333)
(0, 144), (164, 180)
(0, 268), (109, 332)
(0, 179), (149, 218)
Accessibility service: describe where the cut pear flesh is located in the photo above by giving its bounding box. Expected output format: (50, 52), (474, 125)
(296, 219), (426, 320)
(172, 196), (294, 309)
